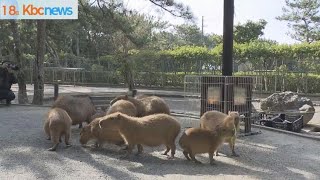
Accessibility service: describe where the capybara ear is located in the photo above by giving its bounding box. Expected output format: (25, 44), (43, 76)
(117, 113), (121, 118)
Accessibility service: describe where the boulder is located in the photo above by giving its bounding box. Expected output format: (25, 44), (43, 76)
(260, 91), (314, 125)
(299, 104), (315, 125)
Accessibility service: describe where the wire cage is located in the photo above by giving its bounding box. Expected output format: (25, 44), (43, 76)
(184, 75), (255, 133)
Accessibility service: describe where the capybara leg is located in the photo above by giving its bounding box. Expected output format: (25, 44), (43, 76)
(169, 143), (176, 159)
(209, 152), (216, 165)
(215, 150), (220, 156)
(65, 131), (71, 147)
(48, 143), (59, 151)
(136, 144), (143, 156)
(48, 131), (60, 151)
(94, 142), (99, 148)
(215, 144), (223, 156)
(121, 145), (128, 151)
(183, 151), (191, 161)
(115, 140), (125, 146)
(189, 153), (201, 164)
(162, 146), (170, 156)
(229, 138), (239, 157)
(44, 122), (50, 140)
(59, 136), (62, 143)
(121, 144), (134, 158)
(78, 123), (83, 129)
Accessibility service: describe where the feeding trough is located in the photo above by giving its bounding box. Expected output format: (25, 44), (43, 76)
(258, 113), (304, 132)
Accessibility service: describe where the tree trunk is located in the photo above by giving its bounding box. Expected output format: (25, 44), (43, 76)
(32, 20), (46, 105)
(76, 33), (80, 56)
(122, 58), (134, 91)
(10, 20), (29, 104)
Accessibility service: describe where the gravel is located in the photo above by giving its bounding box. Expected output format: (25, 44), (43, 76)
(0, 106), (320, 180)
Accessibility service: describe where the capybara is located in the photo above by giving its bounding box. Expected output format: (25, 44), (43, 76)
(106, 99), (137, 117)
(80, 100), (138, 148)
(52, 95), (96, 128)
(44, 108), (72, 151)
(110, 95), (170, 117)
(179, 118), (236, 165)
(200, 110), (240, 156)
(135, 94), (150, 99)
(90, 111), (106, 122)
(80, 117), (124, 147)
(99, 113), (181, 158)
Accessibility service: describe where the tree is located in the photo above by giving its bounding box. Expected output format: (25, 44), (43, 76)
(32, 20), (46, 105)
(174, 24), (203, 46)
(234, 19), (267, 43)
(277, 0), (320, 43)
(10, 20), (28, 104)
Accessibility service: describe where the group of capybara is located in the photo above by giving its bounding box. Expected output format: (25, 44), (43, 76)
(44, 94), (241, 165)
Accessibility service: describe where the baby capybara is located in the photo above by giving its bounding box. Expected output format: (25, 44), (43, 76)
(200, 110), (240, 156)
(109, 95), (170, 117)
(179, 117), (236, 165)
(44, 108), (72, 151)
(99, 113), (181, 158)
(52, 95), (96, 128)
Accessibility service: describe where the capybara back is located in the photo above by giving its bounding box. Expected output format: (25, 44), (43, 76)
(106, 99), (137, 117)
(44, 108), (72, 151)
(52, 95), (96, 128)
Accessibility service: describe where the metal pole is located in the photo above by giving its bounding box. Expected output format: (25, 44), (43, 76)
(201, 16), (204, 45)
(222, 0), (234, 76)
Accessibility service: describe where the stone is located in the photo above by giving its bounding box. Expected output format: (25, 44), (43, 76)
(299, 104), (315, 125)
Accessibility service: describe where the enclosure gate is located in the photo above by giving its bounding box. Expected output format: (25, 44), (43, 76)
(200, 76), (253, 133)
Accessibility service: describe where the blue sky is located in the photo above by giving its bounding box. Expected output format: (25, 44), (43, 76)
(125, 0), (297, 44)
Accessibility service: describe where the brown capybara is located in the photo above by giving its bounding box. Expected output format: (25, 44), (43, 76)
(106, 100), (137, 117)
(99, 113), (181, 158)
(44, 108), (72, 151)
(110, 95), (170, 117)
(179, 117), (236, 165)
(52, 95), (96, 128)
(135, 94), (150, 99)
(80, 117), (124, 148)
(200, 110), (241, 156)
(90, 111), (106, 122)
(80, 100), (137, 148)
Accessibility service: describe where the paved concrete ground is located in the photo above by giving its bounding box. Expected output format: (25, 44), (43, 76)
(10, 84), (185, 99)
(0, 106), (319, 180)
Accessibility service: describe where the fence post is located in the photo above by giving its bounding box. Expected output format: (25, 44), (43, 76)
(54, 80), (60, 101)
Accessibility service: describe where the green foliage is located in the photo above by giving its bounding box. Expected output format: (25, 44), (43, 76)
(91, 64), (104, 71)
(277, 0), (320, 43)
(234, 19), (267, 43)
